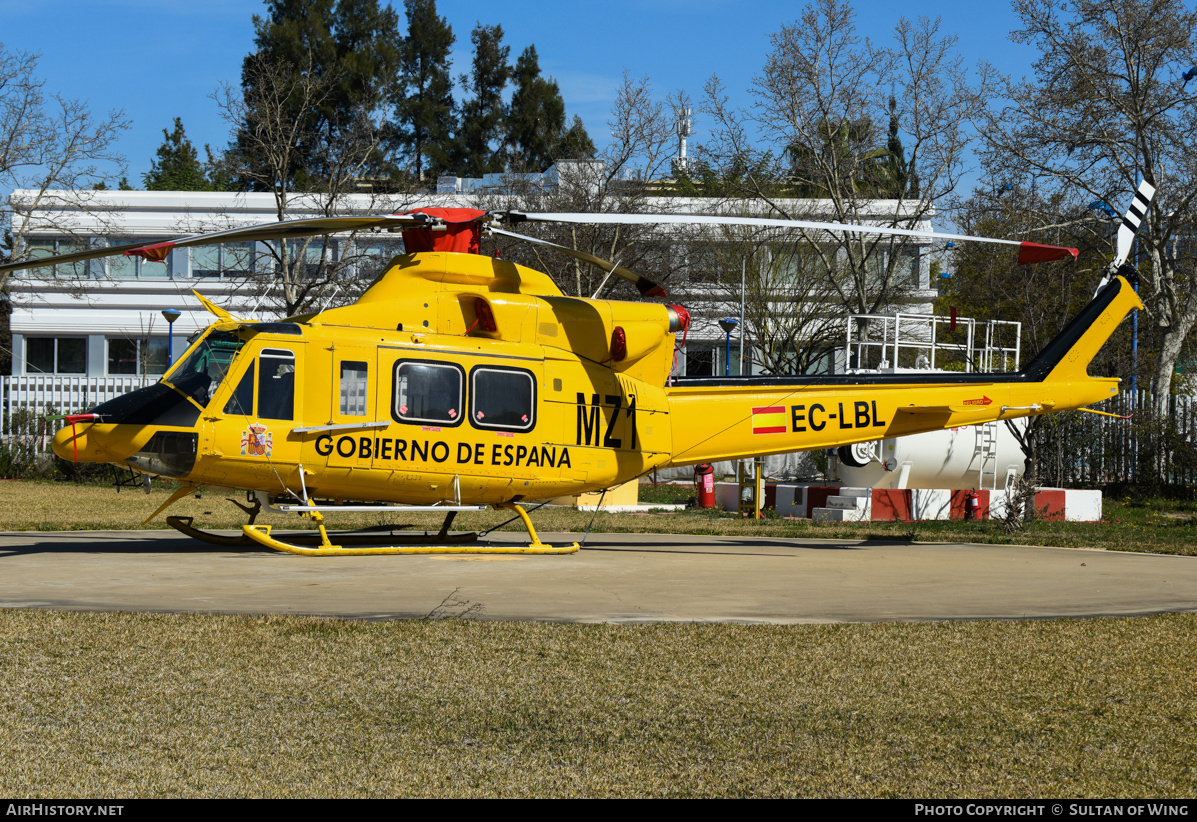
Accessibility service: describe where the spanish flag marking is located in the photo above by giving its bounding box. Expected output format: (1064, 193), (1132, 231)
(751, 405), (786, 435)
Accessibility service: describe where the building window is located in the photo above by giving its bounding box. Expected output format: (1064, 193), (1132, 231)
(191, 242), (255, 279)
(684, 347), (714, 377)
(26, 337), (86, 374)
(104, 238), (171, 279)
(107, 338), (169, 376)
(469, 367), (536, 432)
(353, 240), (403, 272)
(26, 238), (87, 278)
(283, 240), (333, 280)
(392, 360), (464, 426)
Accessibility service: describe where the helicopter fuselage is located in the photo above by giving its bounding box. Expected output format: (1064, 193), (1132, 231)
(54, 251), (1142, 507)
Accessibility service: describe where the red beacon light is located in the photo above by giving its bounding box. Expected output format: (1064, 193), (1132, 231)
(610, 327), (628, 361)
(471, 297), (497, 333)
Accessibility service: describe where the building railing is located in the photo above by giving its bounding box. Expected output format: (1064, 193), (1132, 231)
(1, 375), (148, 449)
(842, 312), (1022, 373)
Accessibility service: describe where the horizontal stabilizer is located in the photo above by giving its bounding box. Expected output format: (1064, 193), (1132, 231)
(897, 404), (992, 416)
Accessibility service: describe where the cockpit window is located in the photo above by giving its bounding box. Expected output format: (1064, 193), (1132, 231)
(166, 331), (246, 407)
(258, 348), (296, 421)
(223, 362), (255, 416)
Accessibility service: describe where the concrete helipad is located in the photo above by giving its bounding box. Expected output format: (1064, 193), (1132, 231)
(1, 530), (1195, 623)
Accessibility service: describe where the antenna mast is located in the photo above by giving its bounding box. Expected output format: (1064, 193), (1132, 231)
(674, 107), (692, 175)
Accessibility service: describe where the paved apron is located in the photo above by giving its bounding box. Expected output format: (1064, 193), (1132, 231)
(1, 530), (1194, 623)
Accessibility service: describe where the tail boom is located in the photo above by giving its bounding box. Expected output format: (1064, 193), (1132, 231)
(664, 276), (1141, 466)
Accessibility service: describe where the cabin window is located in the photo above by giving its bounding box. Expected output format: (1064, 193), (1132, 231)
(223, 363), (255, 416)
(258, 348), (296, 421)
(469, 367), (536, 432)
(169, 330), (246, 406)
(392, 360), (464, 426)
(340, 361), (368, 416)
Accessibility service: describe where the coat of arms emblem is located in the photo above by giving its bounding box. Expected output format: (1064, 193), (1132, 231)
(240, 423), (273, 457)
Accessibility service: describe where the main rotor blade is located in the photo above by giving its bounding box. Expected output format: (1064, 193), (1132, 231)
(0, 213), (432, 276)
(1113, 179), (1156, 269)
(501, 211), (1079, 266)
(490, 227), (667, 297)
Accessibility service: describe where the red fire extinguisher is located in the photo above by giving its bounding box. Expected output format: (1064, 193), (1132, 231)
(965, 491), (978, 521)
(694, 464), (716, 509)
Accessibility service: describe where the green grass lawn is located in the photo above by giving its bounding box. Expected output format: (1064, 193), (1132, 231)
(2, 610), (1195, 798)
(3, 480), (1196, 797)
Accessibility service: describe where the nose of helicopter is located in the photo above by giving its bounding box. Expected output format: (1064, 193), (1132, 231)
(51, 417), (116, 464)
(51, 379), (205, 470)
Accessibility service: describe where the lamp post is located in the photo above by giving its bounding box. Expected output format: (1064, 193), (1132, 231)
(718, 318), (739, 376)
(161, 309), (181, 367)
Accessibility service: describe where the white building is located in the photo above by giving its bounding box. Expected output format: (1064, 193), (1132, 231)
(5, 190), (418, 380)
(4, 174), (935, 387)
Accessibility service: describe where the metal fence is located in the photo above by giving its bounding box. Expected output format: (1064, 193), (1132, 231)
(1034, 390), (1197, 488)
(1, 375), (145, 449)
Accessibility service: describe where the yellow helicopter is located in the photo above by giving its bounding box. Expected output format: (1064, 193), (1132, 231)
(0, 183), (1154, 556)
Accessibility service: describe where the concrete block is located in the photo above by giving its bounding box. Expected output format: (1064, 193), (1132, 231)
(813, 506), (869, 523)
(871, 488), (913, 522)
(1063, 489), (1103, 522)
(912, 488), (953, 521)
(827, 494), (870, 511)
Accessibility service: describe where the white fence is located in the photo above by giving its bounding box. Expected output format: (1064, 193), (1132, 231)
(1, 375), (146, 449)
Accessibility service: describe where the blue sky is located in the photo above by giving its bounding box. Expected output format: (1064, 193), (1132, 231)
(1, 0), (1042, 199)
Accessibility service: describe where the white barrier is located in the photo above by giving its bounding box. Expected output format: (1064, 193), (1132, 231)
(2, 375), (144, 450)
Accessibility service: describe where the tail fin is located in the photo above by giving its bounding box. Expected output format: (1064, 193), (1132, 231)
(1027, 181), (1153, 382)
(1020, 275), (1143, 383)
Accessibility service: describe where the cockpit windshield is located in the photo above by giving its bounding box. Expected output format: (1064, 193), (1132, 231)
(165, 330), (246, 407)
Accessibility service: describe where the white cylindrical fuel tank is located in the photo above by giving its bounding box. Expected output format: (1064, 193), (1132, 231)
(835, 421), (1026, 490)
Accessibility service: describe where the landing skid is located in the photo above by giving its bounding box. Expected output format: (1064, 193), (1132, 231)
(167, 502), (579, 556)
(165, 515), (479, 549)
(240, 525), (577, 555)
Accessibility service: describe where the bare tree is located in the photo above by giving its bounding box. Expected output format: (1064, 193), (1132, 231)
(0, 42), (129, 292)
(483, 73), (689, 300)
(698, 1), (990, 320)
(693, 227), (846, 374)
(211, 50), (411, 317)
(978, 0), (1197, 411)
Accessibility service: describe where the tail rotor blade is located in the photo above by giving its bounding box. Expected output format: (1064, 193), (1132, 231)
(1114, 179), (1156, 269)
